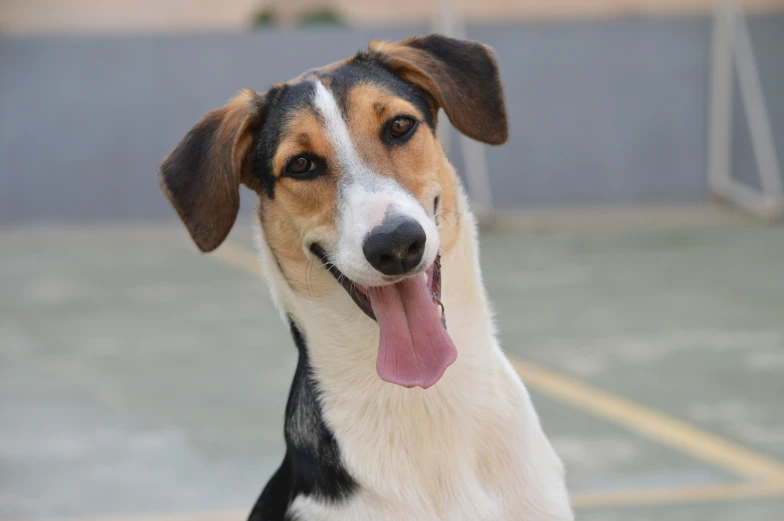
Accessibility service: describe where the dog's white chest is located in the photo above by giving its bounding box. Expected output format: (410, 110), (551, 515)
(289, 484), (504, 521)
(287, 356), (573, 521)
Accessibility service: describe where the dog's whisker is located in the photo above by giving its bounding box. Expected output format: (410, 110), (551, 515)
(437, 208), (463, 223)
(435, 208), (461, 228)
(305, 258), (315, 298)
(435, 213), (453, 229)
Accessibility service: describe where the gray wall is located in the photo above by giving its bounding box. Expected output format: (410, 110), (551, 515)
(1, 16), (782, 223)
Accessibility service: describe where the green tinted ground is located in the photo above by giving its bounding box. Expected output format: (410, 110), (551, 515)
(1, 221), (782, 520)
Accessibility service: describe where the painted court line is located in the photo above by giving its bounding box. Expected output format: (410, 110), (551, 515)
(26, 483), (784, 521)
(24, 478), (784, 521)
(20, 240), (784, 521)
(511, 359), (784, 482)
(211, 241), (784, 478)
(570, 480), (784, 508)
(206, 240), (784, 508)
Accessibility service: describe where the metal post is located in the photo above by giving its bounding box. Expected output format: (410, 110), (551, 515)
(435, 0), (496, 222)
(707, 0), (783, 218)
(729, 0), (784, 211)
(707, 0), (734, 198)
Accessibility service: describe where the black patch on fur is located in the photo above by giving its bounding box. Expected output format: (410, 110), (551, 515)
(252, 82), (317, 199)
(327, 57), (436, 131)
(248, 319), (357, 521)
(249, 57), (438, 203)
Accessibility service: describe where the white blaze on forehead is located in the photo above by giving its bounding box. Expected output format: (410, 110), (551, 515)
(311, 80), (441, 287)
(312, 81), (370, 181)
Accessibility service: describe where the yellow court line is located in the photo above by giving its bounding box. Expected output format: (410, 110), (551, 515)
(571, 480), (784, 508)
(211, 240), (784, 483)
(35, 512), (246, 521)
(205, 240), (784, 506)
(26, 482), (784, 521)
(511, 359), (784, 482)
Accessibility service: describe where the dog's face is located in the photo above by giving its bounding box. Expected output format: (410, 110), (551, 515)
(257, 64), (447, 297)
(159, 35), (507, 388)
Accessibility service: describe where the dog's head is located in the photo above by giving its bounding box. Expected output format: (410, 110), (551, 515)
(159, 35), (507, 388)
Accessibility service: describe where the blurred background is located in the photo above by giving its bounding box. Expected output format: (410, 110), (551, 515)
(1, 1), (784, 520)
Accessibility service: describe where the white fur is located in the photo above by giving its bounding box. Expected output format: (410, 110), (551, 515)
(312, 81), (440, 287)
(252, 81), (573, 520)
(255, 177), (573, 520)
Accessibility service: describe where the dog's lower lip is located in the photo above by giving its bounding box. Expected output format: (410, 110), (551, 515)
(309, 243), (375, 320)
(309, 243), (442, 323)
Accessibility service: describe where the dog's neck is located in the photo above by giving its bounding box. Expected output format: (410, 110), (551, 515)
(256, 183), (500, 402)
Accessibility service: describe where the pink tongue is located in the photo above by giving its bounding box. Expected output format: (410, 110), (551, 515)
(368, 275), (457, 388)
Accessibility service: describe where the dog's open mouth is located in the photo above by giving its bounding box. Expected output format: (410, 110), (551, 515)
(310, 245), (445, 325)
(310, 244), (457, 389)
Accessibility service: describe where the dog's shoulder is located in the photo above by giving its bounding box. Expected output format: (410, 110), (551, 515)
(248, 320), (357, 520)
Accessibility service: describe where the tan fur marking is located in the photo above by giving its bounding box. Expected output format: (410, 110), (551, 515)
(259, 66), (471, 295)
(373, 101), (389, 117)
(369, 37), (508, 145)
(344, 83), (460, 253)
(260, 108), (340, 296)
(270, 109), (333, 177)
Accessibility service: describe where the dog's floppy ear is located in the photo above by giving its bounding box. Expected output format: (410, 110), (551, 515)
(369, 34), (508, 145)
(158, 89), (263, 252)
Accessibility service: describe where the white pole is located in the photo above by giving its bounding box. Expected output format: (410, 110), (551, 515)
(435, 0), (496, 222)
(706, 0), (782, 218)
(707, 0), (734, 197)
(729, 0), (784, 210)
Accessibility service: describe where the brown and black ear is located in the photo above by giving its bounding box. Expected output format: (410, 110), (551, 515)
(158, 89), (263, 252)
(370, 34), (508, 145)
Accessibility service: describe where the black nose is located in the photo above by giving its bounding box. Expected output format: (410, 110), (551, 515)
(363, 217), (426, 276)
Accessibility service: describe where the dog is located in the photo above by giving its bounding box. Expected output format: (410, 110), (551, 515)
(158, 34), (573, 521)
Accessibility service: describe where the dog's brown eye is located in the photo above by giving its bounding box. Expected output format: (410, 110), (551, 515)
(286, 155), (315, 175)
(387, 116), (416, 141)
